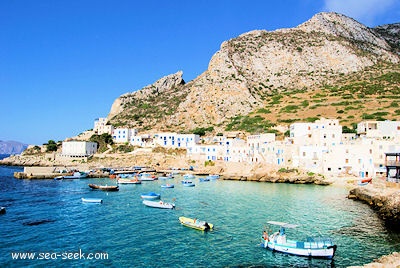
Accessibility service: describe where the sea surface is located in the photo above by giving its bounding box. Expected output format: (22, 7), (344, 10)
(1, 165), (400, 268)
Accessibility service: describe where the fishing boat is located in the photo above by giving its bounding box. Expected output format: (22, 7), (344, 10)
(261, 221), (337, 259)
(62, 171), (88, 179)
(88, 184), (119, 191)
(140, 192), (161, 200)
(117, 178), (141, 184)
(181, 180), (195, 187)
(183, 174), (195, 179)
(139, 173), (157, 181)
(207, 174), (220, 180)
(143, 200), (175, 209)
(179, 216), (213, 231)
(161, 183), (174, 188)
(81, 197), (103, 203)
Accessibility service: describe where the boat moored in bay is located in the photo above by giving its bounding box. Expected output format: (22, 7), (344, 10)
(88, 184), (119, 191)
(261, 221), (337, 259)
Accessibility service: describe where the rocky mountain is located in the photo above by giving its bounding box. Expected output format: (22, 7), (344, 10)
(0, 140), (28, 155)
(108, 12), (400, 136)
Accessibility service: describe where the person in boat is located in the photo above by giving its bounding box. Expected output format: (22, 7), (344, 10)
(204, 222), (210, 230)
(263, 231), (269, 241)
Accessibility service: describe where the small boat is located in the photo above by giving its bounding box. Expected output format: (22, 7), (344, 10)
(143, 200), (175, 209)
(207, 174), (220, 180)
(199, 177), (210, 182)
(179, 216), (213, 231)
(117, 178), (142, 184)
(181, 180), (195, 187)
(88, 184), (119, 191)
(139, 173), (157, 181)
(62, 172), (88, 179)
(81, 197), (103, 203)
(161, 184), (174, 188)
(183, 174), (195, 179)
(140, 192), (161, 200)
(361, 177), (372, 183)
(0, 207), (6, 214)
(54, 176), (64, 180)
(261, 221), (337, 259)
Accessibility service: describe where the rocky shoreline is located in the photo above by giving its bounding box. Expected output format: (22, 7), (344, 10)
(347, 180), (400, 230)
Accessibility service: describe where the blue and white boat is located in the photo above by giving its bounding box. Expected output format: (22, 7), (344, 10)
(181, 180), (195, 187)
(183, 174), (195, 180)
(140, 192), (161, 200)
(207, 174), (220, 180)
(161, 184), (174, 188)
(61, 171), (88, 179)
(261, 221), (337, 259)
(199, 177), (210, 182)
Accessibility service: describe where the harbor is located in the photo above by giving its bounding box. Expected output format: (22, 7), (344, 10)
(1, 165), (399, 267)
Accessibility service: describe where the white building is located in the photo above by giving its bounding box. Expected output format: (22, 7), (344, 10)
(219, 137), (247, 162)
(154, 133), (199, 148)
(289, 118), (342, 147)
(94, 118), (113, 135)
(186, 144), (220, 161)
(130, 134), (152, 147)
(112, 128), (138, 143)
(247, 133), (276, 163)
(61, 141), (97, 157)
(357, 120), (400, 139)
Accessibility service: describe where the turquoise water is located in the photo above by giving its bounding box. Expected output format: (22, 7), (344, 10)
(1, 165), (400, 267)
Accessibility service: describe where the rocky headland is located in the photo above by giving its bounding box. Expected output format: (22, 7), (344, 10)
(348, 179), (400, 230)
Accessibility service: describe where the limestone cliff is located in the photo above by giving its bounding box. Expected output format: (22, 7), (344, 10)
(107, 12), (400, 133)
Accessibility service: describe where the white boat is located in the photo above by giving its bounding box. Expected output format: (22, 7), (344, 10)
(161, 183), (174, 188)
(117, 178), (141, 184)
(139, 173), (157, 181)
(62, 172), (88, 179)
(207, 174), (220, 180)
(261, 221), (337, 259)
(181, 180), (195, 187)
(183, 174), (195, 179)
(143, 200), (175, 209)
(81, 197), (103, 203)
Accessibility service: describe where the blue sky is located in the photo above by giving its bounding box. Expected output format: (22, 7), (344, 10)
(1, 0), (399, 145)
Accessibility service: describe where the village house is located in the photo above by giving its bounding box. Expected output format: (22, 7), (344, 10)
(112, 128), (138, 143)
(154, 132), (199, 148)
(60, 141), (98, 157)
(93, 117), (113, 135)
(357, 120), (400, 139)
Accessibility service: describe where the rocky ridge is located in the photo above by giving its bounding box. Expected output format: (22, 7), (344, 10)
(107, 12), (399, 133)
